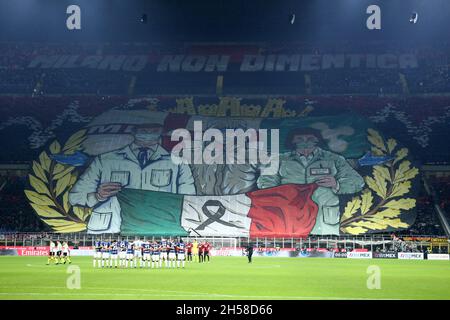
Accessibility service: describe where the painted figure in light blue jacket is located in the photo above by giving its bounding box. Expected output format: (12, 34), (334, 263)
(69, 123), (196, 234)
(257, 127), (364, 235)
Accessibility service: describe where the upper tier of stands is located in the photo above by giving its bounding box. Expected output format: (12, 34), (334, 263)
(0, 41), (449, 95)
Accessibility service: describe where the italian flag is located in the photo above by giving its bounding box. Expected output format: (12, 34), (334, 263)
(117, 184), (319, 238)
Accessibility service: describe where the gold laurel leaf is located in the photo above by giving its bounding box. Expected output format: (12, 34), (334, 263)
(396, 168), (419, 183)
(53, 166), (75, 181)
(360, 190), (374, 215)
(29, 174), (52, 197)
(370, 208), (401, 219)
(63, 136), (86, 152)
(53, 163), (66, 175)
(30, 203), (65, 218)
(365, 217), (391, 226)
(72, 206), (85, 221)
(63, 145), (81, 155)
(43, 219), (75, 227)
(383, 218), (410, 229)
(393, 160), (411, 182)
(397, 160), (411, 174)
(382, 198), (416, 211)
(367, 128), (387, 152)
(69, 173), (78, 186)
(373, 165), (391, 183)
(387, 138), (397, 154)
(341, 197), (361, 221)
(53, 223), (86, 233)
(83, 207), (93, 221)
(352, 220), (388, 230)
(24, 190), (54, 207)
(32, 161), (48, 183)
(38, 151), (51, 172)
(389, 181), (412, 198)
(55, 173), (71, 197)
(73, 207), (92, 222)
(365, 217), (410, 229)
(62, 191), (70, 213)
(365, 176), (387, 199)
(49, 141), (61, 155)
(394, 148), (408, 164)
(62, 137), (87, 155)
(371, 146), (385, 156)
(343, 226), (367, 235)
(62, 130), (87, 151)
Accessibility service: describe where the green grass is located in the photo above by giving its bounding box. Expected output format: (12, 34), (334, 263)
(0, 256), (449, 300)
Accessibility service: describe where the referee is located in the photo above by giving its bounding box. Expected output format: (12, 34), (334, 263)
(246, 243), (254, 263)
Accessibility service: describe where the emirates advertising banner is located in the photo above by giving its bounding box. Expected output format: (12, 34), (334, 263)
(0, 246), (93, 256)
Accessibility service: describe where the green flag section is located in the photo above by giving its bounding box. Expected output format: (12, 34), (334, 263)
(117, 188), (187, 236)
(260, 114), (371, 158)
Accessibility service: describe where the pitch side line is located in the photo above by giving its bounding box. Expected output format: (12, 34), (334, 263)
(0, 290), (403, 300)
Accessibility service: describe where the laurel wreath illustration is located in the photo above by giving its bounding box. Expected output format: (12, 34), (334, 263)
(340, 128), (419, 235)
(25, 130), (91, 233)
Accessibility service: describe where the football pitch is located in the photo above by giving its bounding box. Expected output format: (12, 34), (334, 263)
(0, 256), (449, 300)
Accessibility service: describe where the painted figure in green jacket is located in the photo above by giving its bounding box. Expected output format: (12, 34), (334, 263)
(257, 127), (365, 235)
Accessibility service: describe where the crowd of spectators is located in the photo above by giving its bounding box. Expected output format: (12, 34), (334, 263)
(0, 41), (449, 96)
(0, 174), (48, 233)
(396, 192), (446, 236)
(428, 175), (450, 222)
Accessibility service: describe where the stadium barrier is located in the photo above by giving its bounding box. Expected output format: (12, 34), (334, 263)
(333, 252), (348, 258)
(1, 233), (448, 254)
(295, 251), (334, 258)
(0, 246), (93, 256)
(372, 252), (398, 259)
(427, 254), (450, 260)
(347, 252), (373, 259)
(398, 252), (424, 260)
(2, 246), (447, 260)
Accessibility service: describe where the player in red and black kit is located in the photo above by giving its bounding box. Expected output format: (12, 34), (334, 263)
(203, 241), (211, 263)
(186, 242), (193, 262)
(198, 242), (204, 263)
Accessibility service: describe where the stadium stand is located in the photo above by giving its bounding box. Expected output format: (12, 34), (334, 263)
(0, 174), (47, 232)
(0, 41), (449, 95)
(0, 41), (449, 242)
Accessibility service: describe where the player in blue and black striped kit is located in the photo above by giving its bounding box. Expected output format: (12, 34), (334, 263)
(151, 242), (160, 268)
(93, 240), (102, 268)
(176, 239), (186, 269)
(101, 241), (111, 268)
(119, 240), (127, 268)
(126, 241), (134, 268)
(168, 241), (177, 268)
(142, 242), (151, 268)
(110, 241), (119, 268)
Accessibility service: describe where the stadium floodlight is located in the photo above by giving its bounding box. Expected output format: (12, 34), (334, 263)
(140, 13), (147, 24)
(410, 12), (418, 24)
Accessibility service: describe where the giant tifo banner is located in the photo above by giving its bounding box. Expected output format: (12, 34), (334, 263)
(23, 102), (420, 237)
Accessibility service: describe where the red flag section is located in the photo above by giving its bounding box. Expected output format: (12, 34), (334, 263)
(246, 184), (319, 238)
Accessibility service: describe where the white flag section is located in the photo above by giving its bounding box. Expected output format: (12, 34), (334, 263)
(181, 194), (252, 237)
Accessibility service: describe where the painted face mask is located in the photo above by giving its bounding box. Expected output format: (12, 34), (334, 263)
(295, 141), (317, 149)
(135, 133), (160, 143)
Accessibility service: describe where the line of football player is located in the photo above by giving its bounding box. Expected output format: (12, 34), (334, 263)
(92, 239), (213, 268)
(47, 240), (71, 265)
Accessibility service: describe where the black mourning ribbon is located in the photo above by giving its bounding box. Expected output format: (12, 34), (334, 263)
(194, 200), (244, 230)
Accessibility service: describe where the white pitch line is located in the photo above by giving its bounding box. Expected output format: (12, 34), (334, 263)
(0, 286), (216, 296)
(0, 291), (402, 300)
